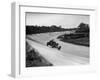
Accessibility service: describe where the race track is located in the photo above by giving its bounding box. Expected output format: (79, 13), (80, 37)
(27, 33), (89, 66)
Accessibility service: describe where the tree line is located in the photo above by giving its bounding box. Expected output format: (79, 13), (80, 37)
(26, 23), (89, 34)
(26, 25), (76, 34)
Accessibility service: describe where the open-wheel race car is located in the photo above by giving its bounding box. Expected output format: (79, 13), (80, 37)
(47, 40), (61, 50)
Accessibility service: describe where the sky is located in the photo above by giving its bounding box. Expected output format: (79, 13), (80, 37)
(26, 12), (89, 28)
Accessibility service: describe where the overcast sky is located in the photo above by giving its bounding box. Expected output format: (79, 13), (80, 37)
(26, 12), (89, 28)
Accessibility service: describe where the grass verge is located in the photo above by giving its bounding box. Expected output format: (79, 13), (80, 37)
(26, 42), (53, 67)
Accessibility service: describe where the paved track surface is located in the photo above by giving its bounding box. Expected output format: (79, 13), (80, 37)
(26, 32), (89, 66)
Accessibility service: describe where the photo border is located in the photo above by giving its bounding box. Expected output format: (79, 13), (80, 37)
(11, 2), (97, 78)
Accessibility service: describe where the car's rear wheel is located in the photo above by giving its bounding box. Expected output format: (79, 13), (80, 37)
(58, 46), (61, 50)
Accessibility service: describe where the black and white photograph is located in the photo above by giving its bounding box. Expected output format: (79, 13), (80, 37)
(26, 12), (90, 67)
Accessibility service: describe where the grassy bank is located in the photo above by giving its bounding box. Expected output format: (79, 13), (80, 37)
(26, 42), (53, 67)
(57, 33), (89, 47)
(60, 37), (89, 47)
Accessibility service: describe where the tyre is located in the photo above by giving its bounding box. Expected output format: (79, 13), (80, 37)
(58, 46), (61, 50)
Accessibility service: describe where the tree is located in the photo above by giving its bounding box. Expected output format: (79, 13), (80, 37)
(76, 23), (89, 33)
